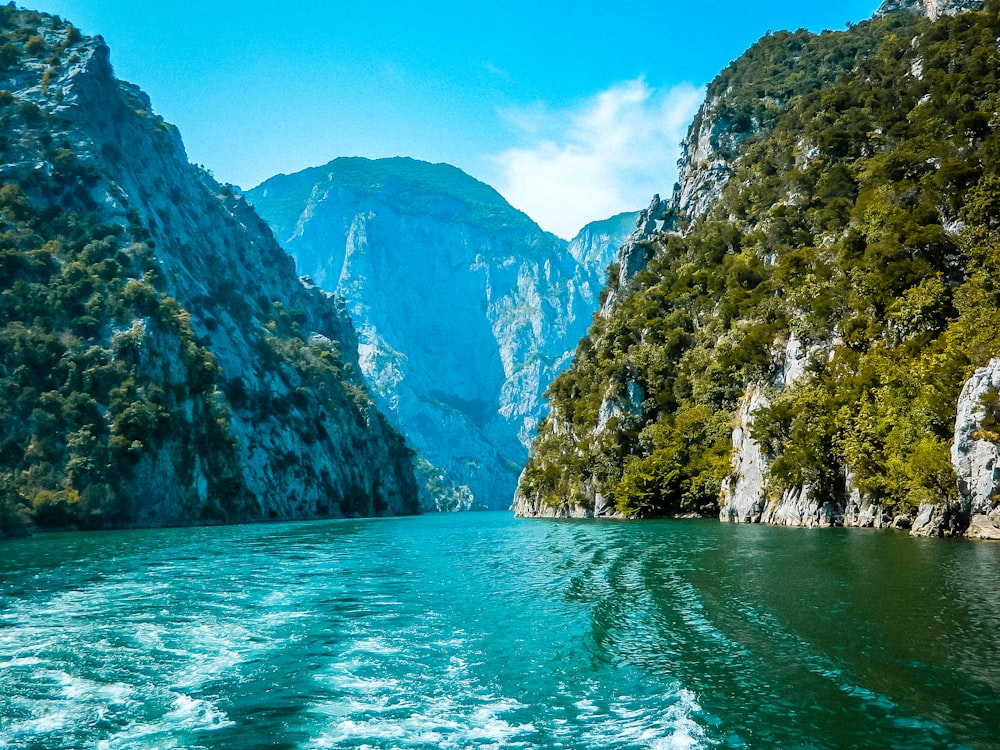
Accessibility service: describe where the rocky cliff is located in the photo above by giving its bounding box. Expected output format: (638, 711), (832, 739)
(516, 0), (1000, 536)
(567, 210), (641, 269)
(0, 8), (417, 535)
(716, 0), (992, 538)
(951, 359), (1000, 538)
(248, 159), (631, 510)
(875, 0), (984, 20)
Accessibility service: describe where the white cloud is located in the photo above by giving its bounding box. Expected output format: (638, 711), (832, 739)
(491, 79), (703, 240)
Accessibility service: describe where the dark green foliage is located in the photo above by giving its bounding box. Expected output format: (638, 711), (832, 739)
(973, 388), (1000, 441)
(0, 5), (417, 533)
(0, 41), (17, 69)
(0, 48), (252, 533)
(521, 2), (1000, 517)
(0, 176), (248, 533)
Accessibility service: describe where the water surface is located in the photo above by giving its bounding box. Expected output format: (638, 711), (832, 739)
(1, 513), (998, 748)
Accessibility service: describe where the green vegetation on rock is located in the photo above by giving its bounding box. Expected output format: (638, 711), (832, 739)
(518, 2), (1000, 519)
(0, 6), (418, 536)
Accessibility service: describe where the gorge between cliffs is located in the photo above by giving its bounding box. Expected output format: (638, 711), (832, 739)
(3, 1), (1000, 748)
(2, 1), (1000, 541)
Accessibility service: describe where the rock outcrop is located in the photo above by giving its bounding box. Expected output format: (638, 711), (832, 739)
(719, 334), (845, 528)
(952, 359), (1000, 538)
(248, 159), (631, 510)
(0, 9), (418, 531)
(672, 94), (751, 224)
(567, 210), (641, 270)
(719, 389), (769, 524)
(598, 197), (668, 314)
(875, 0), (984, 20)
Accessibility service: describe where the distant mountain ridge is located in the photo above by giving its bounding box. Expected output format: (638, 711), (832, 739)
(249, 158), (636, 509)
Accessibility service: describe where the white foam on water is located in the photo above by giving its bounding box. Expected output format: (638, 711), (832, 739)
(1, 520), (728, 750)
(0, 656), (42, 668)
(4, 667), (139, 743)
(162, 693), (234, 729)
(305, 607), (714, 750)
(94, 692), (234, 750)
(561, 686), (712, 750)
(310, 626), (536, 749)
(136, 615), (287, 693)
(466, 704), (536, 743)
(55, 670), (134, 704)
(649, 727), (706, 750)
(0, 559), (309, 749)
(347, 636), (404, 656)
(316, 663), (402, 696)
(312, 699), (537, 750)
(646, 690), (711, 750)
(11, 708), (73, 735)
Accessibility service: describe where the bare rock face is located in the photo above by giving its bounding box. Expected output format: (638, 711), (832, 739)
(966, 509), (1000, 540)
(875, 0), (985, 20)
(719, 388), (769, 523)
(719, 385), (840, 528)
(249, 159), (633, 510)
(952, 358), (1000, 538)
(0, 10), (418, 525)
(618, 202), (663, 282)
(760, 485), (840, 527)
(720, 333), (844, 527)
(842, 469), (888, 528)
(910, 502), (967, 537)
(673, 95), (751, 223)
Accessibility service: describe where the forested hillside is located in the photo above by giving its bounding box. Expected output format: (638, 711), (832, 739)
(516, 1), (1000, 533)
(0, 6), (417, 536)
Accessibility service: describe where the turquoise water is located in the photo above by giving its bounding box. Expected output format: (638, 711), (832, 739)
(1, 513), (999, 749)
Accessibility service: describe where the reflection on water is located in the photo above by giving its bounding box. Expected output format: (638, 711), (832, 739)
(0, 514), (998, 749)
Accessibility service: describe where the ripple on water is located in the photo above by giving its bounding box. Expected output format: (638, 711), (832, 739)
(4, 514), (997, 749)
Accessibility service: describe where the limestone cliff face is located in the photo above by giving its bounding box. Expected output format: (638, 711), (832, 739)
(567, 210), (641, 270)
(718, 335), (844, 528)
(598, 197), (668, 314)
(248, 159), (631, 510)
(0, 11), (417, 527)
(875, 0), (984, 20)
(718, 388), (769, 524)
(672, 95), (753, 225)
(951, 359), (1000, 538)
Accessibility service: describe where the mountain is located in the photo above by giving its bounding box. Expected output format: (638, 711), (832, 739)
(567, 210), (642, 268)
(514, 0), (1000, 539)
(0, 7), (418, 536)
(247, 159), (634, 510)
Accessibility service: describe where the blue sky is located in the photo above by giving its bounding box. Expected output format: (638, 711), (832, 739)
(28, 1), (882, 238)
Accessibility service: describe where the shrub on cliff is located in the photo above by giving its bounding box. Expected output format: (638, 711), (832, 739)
(521, 1), (1000, 517)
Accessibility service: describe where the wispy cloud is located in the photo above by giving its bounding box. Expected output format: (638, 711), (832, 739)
(491, 79), (703, 240)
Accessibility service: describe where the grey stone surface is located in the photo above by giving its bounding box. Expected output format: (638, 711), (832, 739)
(3, 25), (418, 523)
